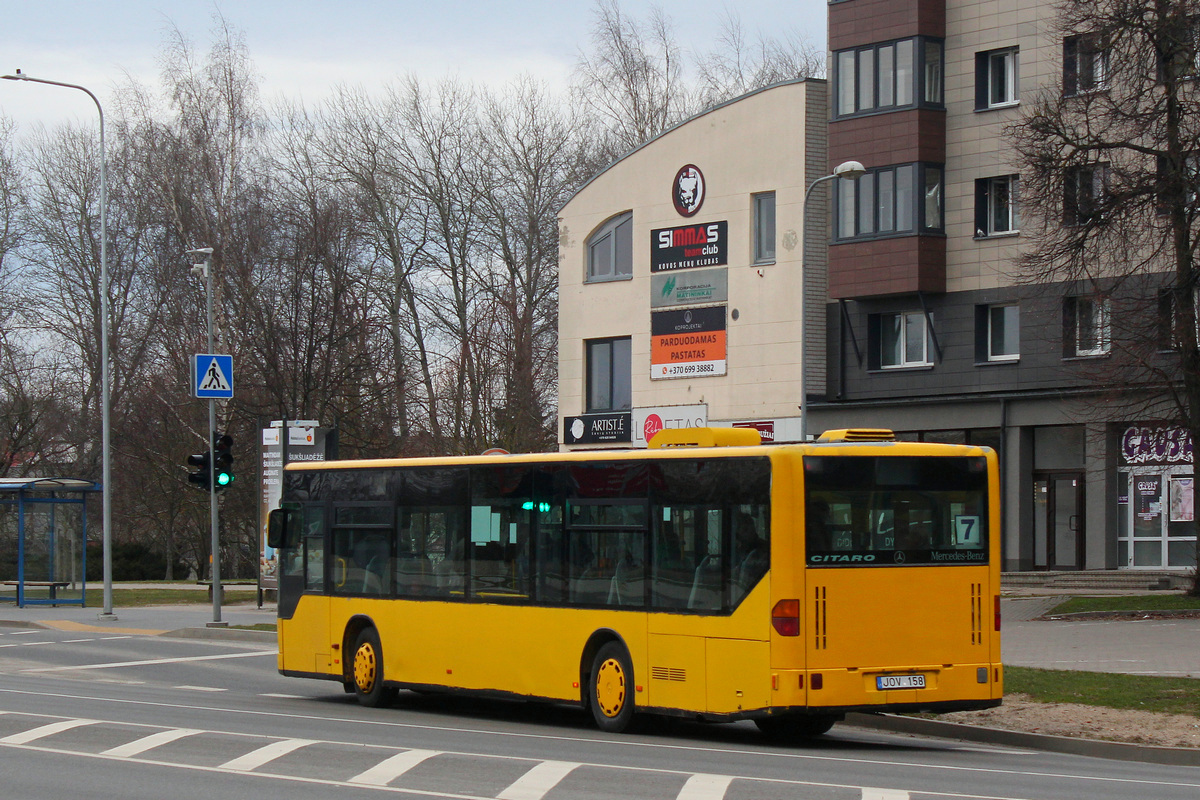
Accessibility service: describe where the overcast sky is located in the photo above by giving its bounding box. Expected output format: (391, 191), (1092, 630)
(0, 1), (827, 130)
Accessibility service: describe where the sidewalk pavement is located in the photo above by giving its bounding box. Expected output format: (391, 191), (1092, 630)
(0, 593), (277, 639)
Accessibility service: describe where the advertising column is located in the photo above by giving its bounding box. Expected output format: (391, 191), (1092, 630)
(259, 421), (330, 591)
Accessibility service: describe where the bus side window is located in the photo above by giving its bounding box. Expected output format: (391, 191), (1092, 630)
(303, 506), (325, 591)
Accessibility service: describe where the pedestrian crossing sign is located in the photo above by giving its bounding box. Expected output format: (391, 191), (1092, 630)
(194, 354), (234, 398)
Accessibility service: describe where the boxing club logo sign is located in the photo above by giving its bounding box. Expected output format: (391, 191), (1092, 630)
(672, 164), (705, 217)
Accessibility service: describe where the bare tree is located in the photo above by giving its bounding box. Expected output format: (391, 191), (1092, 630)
(1009, 0), (1200, 591)
(573, 0), (691, 159)
(694, 10), (826, 108)
(477, 77), (585, 452)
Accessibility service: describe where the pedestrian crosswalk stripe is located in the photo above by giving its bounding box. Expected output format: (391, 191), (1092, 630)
(221, 738), (316, 771)
(102, 728), (202, 758)
(348, 748), (439, 786)
(676, 773), (734, 800)
(499, 760), (580, 800)
(0, 718), (96, 745)
(862, 789), (909, 800)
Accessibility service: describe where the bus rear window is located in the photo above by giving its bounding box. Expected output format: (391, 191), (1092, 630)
(803, 456), (988, 567)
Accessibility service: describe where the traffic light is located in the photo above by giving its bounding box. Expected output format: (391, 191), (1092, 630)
(213, 433), (234, 492)
(187, 448), (211, 491)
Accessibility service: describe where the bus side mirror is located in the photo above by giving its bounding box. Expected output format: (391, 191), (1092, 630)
(267, 508), (290, 550)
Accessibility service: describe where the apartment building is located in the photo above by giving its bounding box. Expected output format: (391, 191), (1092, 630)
(556, 2), (1196, 573)
(823, 0), (1195, 572)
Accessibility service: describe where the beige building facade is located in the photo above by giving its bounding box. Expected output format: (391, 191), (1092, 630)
(558, 80), (828, 449)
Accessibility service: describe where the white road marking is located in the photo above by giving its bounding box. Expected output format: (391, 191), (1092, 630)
(21, 649), (274, 672)
(0, 718), (96, 745)
(349, 748), (440, 786)
(863, 790), (909, 800)
(221, 738), (316, 771)
(61, 638), (97, 643)
(174, 685), (228, 692)
(102, 728), (202, 757)
(0, 641), (53, 648)
(498, 760), (580, 800)
(259, 693), (305, 699)
(1, 691), (1195, 796)
(99, 636), (132, 641)
(675, 773), (733, 800)
(4, 630), (40, 636)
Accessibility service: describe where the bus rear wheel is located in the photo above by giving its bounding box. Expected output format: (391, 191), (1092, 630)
(351, 627), (394, 707)
(589, 642), (635, 733)
(754, 714), (838, 739)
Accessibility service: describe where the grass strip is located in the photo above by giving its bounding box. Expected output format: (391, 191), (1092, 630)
(1, 588), (258, 607)
(1006, 665), (1200, 717)
(1048, 594), (1200, 614)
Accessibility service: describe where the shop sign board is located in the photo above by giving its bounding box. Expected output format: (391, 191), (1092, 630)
(650, 306), (727, 380)
(650, 268), (727, 308)
(1121, 426), (1194, 465)
(650, 221), (728, 272)
(632, 404), (708, 447)
(564, 412), (632, 445)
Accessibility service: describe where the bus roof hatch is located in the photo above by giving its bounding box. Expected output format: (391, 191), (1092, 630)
(816, 428), (896, 442)
(647, 427), (762, 448)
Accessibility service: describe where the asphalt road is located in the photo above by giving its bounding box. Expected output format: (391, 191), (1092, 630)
(2, 627), (1200, 800)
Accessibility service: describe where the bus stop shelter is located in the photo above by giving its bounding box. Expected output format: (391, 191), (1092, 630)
(0, 477), (99, 608)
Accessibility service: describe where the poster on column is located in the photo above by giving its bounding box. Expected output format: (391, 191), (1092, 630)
(259, 422), (329, 590)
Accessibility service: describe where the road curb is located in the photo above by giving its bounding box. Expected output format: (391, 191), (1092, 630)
(0, 619), (45, 630)
(161, 626), (277, 644)
(845, 712), (1200, 766)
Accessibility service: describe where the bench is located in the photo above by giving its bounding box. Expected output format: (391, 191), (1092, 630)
(1, 580), (72, 605)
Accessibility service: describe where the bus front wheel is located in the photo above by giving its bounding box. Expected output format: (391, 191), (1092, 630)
(589, 642), (635, 733)
(754, 713), (838, 739)
(351, 627), (394, 708)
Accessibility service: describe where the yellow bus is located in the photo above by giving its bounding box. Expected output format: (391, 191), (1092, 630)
(268, 428), (1001, 737)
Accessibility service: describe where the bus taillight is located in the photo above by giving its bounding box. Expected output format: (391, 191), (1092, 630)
(995, 595), (1001, 631)
(772, 599), (800, 636)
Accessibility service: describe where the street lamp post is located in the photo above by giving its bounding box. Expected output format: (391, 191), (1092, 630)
(800, 160), (866, 442)
(3, 69), (115, 619)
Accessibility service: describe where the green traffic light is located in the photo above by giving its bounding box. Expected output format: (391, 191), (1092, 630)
(216, 472), (232, 486)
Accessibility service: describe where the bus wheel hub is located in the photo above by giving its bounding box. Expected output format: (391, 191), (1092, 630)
(595, 658), (626, 717)
(354, 643), (377, 692)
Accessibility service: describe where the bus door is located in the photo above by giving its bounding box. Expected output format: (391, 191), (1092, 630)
(278, 503), (331, 674)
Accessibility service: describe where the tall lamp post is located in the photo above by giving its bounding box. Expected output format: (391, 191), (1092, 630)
(3, 69), (115, 619)
(800, 160), (866, 442)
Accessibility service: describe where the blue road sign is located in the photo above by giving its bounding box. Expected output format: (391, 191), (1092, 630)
(194, 354), (234, 399)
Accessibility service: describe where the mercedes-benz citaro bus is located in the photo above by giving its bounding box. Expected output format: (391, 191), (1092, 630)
(267, 427), (1002, 737)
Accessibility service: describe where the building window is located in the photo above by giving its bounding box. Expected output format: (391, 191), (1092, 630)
(876, 311), (932, 368)
(586, 212), (632, 282)
(1064, 164), (1108, 226)
(1064, 34), (1108, 95)
(753, 192), (776, 264)
(1158, 288), (1200, 350)
(976, 47), (1019, 110)
(1157, 153), (1200, 211)
(987, 304), (1020, 361)
(975, 175), (1019, 237)
(836, 163), (944, 240)
(1065, 296), (1111, 357)
(586, 337), (632, 412)
(834, 37), (942, 118)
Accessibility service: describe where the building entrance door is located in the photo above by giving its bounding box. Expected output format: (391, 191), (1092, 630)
(1033, 473), (1084, 570)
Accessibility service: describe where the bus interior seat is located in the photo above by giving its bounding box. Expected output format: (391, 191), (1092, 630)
(687, 555), (722, 609)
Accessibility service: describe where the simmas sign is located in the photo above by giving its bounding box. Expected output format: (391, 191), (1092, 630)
(651, 306), (727, 379)
(650, 221), (728, 272)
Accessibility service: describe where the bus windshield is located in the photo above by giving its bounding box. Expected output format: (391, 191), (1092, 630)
(804, 455), (989, 567)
